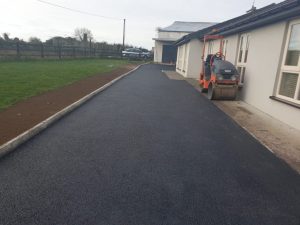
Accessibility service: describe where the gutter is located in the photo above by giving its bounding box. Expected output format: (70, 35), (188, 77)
(219, 6), (300, 36)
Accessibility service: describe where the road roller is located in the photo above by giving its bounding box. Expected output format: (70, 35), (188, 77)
(199, 35), (240, 100)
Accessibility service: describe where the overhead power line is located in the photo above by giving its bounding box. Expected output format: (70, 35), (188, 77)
(37, 0), (126, 50)
(37, 0), (122, 21)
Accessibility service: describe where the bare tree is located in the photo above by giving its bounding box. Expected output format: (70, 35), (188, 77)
(2, 33), (10, 41)
(74, 28), (93, 42)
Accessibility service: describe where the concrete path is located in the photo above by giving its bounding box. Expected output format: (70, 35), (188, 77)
(0, 64), (299, 225)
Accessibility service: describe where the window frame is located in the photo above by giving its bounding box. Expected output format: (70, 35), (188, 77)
(222, 39), (228, 59)
(177, 45), (185, 71)
(276, 19), (300, 104)
(182, 43), (189, 73)
(237, 33), (251, 86)
(237, 34), (250, 66)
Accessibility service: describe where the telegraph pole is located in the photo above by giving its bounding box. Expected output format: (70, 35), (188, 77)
(122, 19), (126, 50)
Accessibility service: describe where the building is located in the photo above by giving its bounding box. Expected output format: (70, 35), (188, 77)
(153, 21), (216, 64)
(175, 0), (300, 130)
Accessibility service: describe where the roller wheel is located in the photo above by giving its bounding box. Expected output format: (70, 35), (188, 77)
(199, 84), (207, 93)
(207, 83), (215, 100)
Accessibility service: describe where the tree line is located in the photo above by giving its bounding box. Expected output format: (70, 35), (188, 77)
(0, 28), (149, 52)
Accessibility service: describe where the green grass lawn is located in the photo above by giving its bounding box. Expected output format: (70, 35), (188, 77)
(0, 58), (129, 110)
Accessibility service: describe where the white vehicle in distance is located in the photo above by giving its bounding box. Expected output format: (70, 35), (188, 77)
(122, 48), (151, 59)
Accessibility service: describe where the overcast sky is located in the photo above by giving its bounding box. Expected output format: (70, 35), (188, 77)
(1, 0), (283, 49)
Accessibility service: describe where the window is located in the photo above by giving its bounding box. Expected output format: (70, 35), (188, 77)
(285, 24), (300, 66)
(238, 36), (244, 63)
(244, 36), (250, 63)
(276, 21), (300, 103)
(177, 46), (183, 71)
(238, 34), (250, 63)
(237, 33), (250, 85)
(222, 40), (228, 58)
(204, 41), (215, 61)
(183, 44), (188, 72)
(279, 73), (298, 98)
(237, 66), (246, 84)
(208, 41), (214, 54)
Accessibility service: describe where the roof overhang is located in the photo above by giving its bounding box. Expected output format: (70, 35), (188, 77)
(174, 0), (300, 46)
(152, 38), (178, 42)
(219, 6), (300, 36)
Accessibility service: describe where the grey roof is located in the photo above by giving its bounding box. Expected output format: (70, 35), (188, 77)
(159, 21), (218, 33)
(175, 0), (300, 46)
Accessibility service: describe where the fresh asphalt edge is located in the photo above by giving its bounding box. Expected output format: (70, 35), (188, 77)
(211, 101), (276, 154)
(0, 63), (147, 158)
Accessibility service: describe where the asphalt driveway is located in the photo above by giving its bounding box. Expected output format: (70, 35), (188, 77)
(0, 64), (299, 225)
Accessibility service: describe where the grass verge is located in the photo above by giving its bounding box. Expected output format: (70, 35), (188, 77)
(0, 58), (129, 110)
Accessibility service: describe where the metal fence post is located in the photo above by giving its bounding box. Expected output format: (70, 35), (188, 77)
(41, 43), (44, 58)
(16, 41), (20, 58)
(58, 45), (61, 59)
(89, 40), (91, 57)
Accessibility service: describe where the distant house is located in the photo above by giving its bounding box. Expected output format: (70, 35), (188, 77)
(153, 21), (217, 64)
(174, 0), (300, 130)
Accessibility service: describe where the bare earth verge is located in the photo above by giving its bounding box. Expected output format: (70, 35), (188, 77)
(0, 64), (137, 145)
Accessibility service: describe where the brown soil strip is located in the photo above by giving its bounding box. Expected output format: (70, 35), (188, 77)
(0, 64), (138, 145)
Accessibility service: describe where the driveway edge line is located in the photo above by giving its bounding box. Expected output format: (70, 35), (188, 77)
(0, 63), (146, 158)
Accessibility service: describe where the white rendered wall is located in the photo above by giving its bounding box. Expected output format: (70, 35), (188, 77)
(185, 39), (203, 79)
(154, 41), (163, 63)
(180, 22), (300, 130)
(202, 22), (300, 130)
(238, 21), (300, 130)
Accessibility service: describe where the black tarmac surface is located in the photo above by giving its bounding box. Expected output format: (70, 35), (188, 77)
(0, 64), (299, 225)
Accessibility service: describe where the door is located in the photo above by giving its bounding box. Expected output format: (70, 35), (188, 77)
(162, 45), (177, 64)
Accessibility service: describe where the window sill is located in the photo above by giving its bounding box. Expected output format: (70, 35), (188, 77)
(269, 96), (300, 109)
